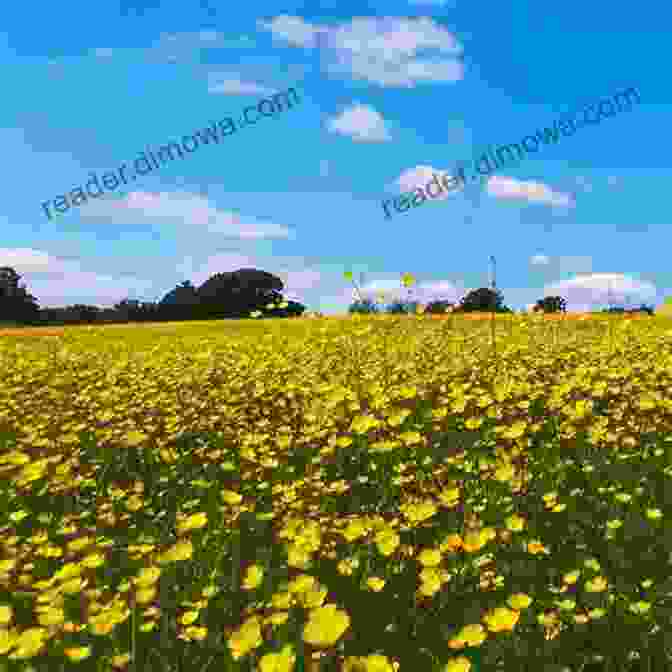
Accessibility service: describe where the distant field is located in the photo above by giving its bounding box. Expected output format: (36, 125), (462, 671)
(1, 313), (672, 672)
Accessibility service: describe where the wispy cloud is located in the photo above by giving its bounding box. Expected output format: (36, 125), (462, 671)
(0, 248), (155, 308)
(408, 0), (456, 5)
(326, 103), (392, 142)
(487, 176), (574, 207)
(545, 273), (656, 310)
(81, 192), (293, 240)
(392, 165), (465, 200)
(207, 74), (277, 96)
(258, 16), (464, 87)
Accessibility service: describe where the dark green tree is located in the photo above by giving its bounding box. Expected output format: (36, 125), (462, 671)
(196, 268), (285, 319)
(159, 280), (200, 320)
(385, 300), (419, 315)
(533, 295), (567, 313)
(66, 304), (101, 323)
(348, 298), (379, 314)
(0, 267), (40, 324)
(456, 287), (509, 313)
(425, 299), (455, 314)
(112, 299), (158, 322)
(273, 299), (306, 317)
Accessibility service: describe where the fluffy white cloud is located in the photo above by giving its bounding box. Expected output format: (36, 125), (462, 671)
(81, 192), (293, 240)
(258, 15), (326, 47)
(326, 103), (392, 142)
(282, 268), (323, 292)
(393, 165), (465, 200)
(207, 74), (276, 96)
(544, 273), (656, 310)
(259, 16), (463, 87)
(487, 176), (574, 207)
(0, 248), (155, 308)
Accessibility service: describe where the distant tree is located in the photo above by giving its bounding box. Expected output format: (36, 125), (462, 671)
(159, 281), (200, 321)
(0, 267), (20, 296)
(385, 300), (419, 315)
(113, 298), (159, 322)
(269, 299), (306, 318)
(66, 304), (101, 323)
(533, 295), (567, 314)
(425, 299), (455, 314)
(456, 287), (509, 313)
(0, 266), (40, 324)
(197, 268), (284, 319)
(348, 298), (379, 314)
(160, 280), (199, 305)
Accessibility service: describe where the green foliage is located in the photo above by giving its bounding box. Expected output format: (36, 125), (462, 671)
(534, 296), (567, 314)
(456, 287), (510, 313)
(0, 266), (40, 324)
(425, 299), (455, 314)
(349, 298), (380, 314)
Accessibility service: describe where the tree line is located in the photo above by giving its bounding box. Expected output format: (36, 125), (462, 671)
(349, 288), (654, 315)
(0, 267), (306, 326)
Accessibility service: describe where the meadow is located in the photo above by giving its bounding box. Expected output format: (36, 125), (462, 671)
(1, 312), (672, 672)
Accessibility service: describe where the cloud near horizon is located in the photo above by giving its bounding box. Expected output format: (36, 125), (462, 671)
(487, 176), (574, 208)
(81, 192), (293, 240)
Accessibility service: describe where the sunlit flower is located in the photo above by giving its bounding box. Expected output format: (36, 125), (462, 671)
(228, 616), (263, 660)
(443, 656), (472, 672)
(110, 653), (132, 669)
(135, 587), (157, 605)
(266, 612), (290, 626)
(375, 529), (400, 557)
(483, 607), (520, 633)
(526, 540), (548, 555)
(0, 605), (13, 626)
(242, 565), (264, 590)
(302, 604), (350, 647)
(343, 654), (397, 672)
(585, 576), (608, 593)
(259, 644), (296, 672)
(562, 570), (581, 585)
(417, 548), (442, 567)
(504, 514), (526, 532)
(507, 593), (533, 610)
(366, 577), (386, 592)
(134, 566), (161, 588)
(64, 646), (92, 662)
(221, 490), (243, 505)
(440, 534), (463, 552)
(8, 627), (48, 659)
(180, 611), (200, 626)
(448, 623), (486, 649)
(176, 511), (208, 535)
(629, 601), (652, 615)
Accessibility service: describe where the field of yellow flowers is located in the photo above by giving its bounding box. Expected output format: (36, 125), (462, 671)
(2, 313), (672, 672)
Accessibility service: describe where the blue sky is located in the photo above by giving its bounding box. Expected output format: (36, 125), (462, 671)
(2, 0), (670, 313)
